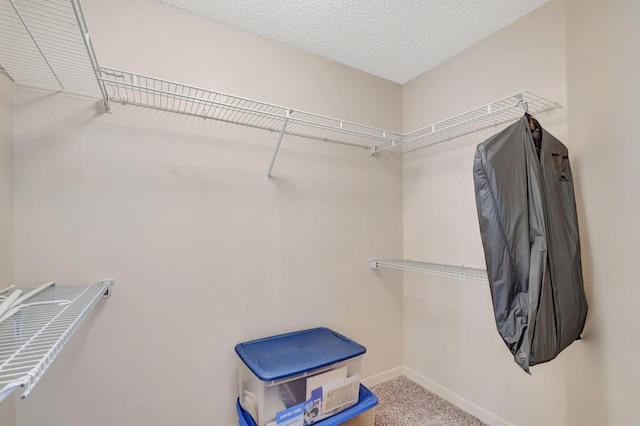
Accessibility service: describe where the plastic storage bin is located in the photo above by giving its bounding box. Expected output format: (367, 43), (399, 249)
(237, 384), (378, 426)
(235, 328), (366, 426)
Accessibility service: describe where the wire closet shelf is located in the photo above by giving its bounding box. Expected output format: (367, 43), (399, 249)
(371, 91), (560, 154)
(0, 279), (113, 402)
(370, 259), (488, 284)
(0, 0), (107, 102)
(99, 67), (403, 150)
(0, 1), (561, 157)
(99, 67), (560, 155)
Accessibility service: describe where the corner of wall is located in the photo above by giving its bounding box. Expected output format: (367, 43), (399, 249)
(403, 367), (512, 426)
(0, 72), (16, 426)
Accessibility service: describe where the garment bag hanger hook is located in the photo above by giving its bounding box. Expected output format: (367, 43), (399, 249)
(515, 94), (528, 114)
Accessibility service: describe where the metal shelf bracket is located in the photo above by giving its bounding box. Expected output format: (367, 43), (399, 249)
(266, 110), (291, 182)
(99, 278), (115, 297)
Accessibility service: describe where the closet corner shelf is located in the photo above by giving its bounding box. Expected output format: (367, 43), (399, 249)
(97, 67), (561, 157)
(370, 91), (561, 154)
(0, 279), (114, 402)
(370, 259), (488, 284)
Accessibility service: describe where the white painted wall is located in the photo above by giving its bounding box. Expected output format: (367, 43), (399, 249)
(12, 1), (403, 425)
(402, 0), (639, 424)
(0, 72), (16, 426)
(565, 1), (640, 424)
(8, 0), (639, 424)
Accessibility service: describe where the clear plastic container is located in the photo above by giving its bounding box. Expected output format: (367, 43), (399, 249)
(235, 328), (366, 426)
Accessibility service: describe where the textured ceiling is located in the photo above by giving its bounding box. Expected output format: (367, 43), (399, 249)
(159, 0), (548, 84)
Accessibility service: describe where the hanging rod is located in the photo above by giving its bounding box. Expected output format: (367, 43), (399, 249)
(0, 0), (107, 104)
(370, 259), (488, 284)
(0, 279), (113, 402)
(370, 90), (560, 154)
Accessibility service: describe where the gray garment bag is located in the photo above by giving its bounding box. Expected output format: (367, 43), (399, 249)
(473, 115), (588, 373)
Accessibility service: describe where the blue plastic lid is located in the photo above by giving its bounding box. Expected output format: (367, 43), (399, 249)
(236, 384), (378, 426)
(235, 327), (366, 381)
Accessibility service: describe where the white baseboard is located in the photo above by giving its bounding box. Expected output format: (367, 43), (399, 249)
(402, 367), (512, 426)
(361, 366), (404, 388)
(363, 366), (511, 426)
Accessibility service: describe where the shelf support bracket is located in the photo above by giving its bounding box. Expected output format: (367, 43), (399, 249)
(266, 110), (291, 182)
(100, 278), (115, 297)
(69, 0), (110, 113)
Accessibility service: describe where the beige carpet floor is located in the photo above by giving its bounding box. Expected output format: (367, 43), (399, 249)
(370, 376), (486, 426)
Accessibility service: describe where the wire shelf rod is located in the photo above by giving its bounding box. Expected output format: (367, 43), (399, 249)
(0, 326), (73, 337)
(405, 102), (561, 154)
(407, 90), (523, 136)
(4, 16), (83, 37)
(71, 2), (110, 109)
(9, 6), (79, 25)
(0, 0), (106, 100)
(100, 97), (291, 137)
(405, 115), (517, 152)
(104, 79), (288, 119)
(370, 259), (488, 284)
(112, 86), (374, 145)
(2, 10), (84, 43)
(0, 32), (87, 56)
(402, 101), (522, 146)
(0, 54), (55, 71)
(7, 0), (63, 89)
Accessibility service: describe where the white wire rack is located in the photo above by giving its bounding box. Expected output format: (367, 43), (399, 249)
(98, 67), (402, 148)
(370, 259), (488, 284)
(0, 0), (107, 102)
(0, 279), (113, 402)
(99, 66), (405, 181)
(371, 90), (561, 154)
(97, 68), (560, 179)
(0, 0), (561, 176)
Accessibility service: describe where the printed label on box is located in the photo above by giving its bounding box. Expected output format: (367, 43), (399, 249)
(276, 403), (304, 426)
(276, 369), (360, 426)
(304, 372), (360, 424)
(323, 377), (359, 413)
(305, 367), (348, 400)
(303, 397), (323, 425)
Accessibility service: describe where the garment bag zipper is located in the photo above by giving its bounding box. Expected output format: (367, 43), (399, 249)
(535, 129), (562, 350)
